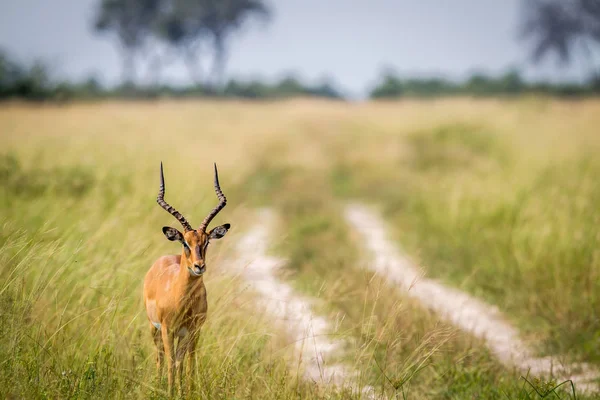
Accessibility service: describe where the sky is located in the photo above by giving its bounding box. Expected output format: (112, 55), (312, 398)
(0, 0), (590, 98)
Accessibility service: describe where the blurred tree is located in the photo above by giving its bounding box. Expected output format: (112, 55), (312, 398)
(82, 75), (103, 94)
(200, 0), (271, 88)
(155, 0), (210, 84)
(0, 51), (23, 95)
(0, 51), (55, 100)
(464, 72), (495, 95)
(498, 69), (524, 93)
(94, 0), (163, 85)
(519, 0), (600, 79)
(152, 0), (271, 87)
(224, 78), (270, 97)
(274, 75), (305, 95)
(370, 70), (404, 98)
(307, 76), (343, 99)
(369, 68), (532, 99)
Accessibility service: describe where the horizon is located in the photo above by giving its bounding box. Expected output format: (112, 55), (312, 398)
(0, 0), (593, 99)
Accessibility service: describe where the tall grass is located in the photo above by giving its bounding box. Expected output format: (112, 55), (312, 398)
(234, 151), (590, 398)
(325, 101), (600, 368)
(0, 155), (314, 398)
(1, 99), (598, 398)
(0, 101), (345, 399)
(242, 163), (527, 398)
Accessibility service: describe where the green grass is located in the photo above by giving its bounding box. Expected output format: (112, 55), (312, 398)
(0, 103), (343, 399)
(1, 99), (598, 398)
(236, 157), (590, 398)
(326, 109), (600, 368)
(0, 156), (314, 399)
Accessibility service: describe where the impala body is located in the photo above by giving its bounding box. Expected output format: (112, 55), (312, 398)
(143, 163), (230, 395)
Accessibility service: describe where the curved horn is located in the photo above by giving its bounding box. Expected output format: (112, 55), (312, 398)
(157, 162), (193, 232)
(198, 163), (227, 232)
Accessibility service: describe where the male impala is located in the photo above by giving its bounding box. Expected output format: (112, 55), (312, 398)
(143, 162), (230, 395)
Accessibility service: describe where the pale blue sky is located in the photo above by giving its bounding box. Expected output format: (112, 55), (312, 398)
(0, 0), (589, 97)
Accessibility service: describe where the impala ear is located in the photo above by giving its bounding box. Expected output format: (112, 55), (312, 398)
(162, 226), (183, 242)
(208, 223), (231, 240)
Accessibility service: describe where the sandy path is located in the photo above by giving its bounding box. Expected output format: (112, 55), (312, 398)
(230, 209), (378, 398)
(345, 203), (598, 394)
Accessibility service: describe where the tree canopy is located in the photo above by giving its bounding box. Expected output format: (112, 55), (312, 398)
(93, 0), (271, 87)
(519, 0), (600, 78)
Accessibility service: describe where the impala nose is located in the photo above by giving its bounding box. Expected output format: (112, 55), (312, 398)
(193, 263), (206, 275)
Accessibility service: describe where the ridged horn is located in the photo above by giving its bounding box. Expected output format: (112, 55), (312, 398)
(157, 162), (193, 232)
(198, 163), (227, 232)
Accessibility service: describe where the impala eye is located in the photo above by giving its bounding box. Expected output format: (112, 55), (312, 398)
(183, 243), (191, 257)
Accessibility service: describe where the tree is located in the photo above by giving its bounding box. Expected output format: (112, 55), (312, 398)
(370, 70), (404, 99)
(151, 0), (270, 87)
(93, 0), (271, 88)
(0, 50), (23, 94)
(498, 69), (525, 93)
(94, 0), (163, 85)
(155, 0), (210, 84)
(200, 0), (271, 88)
(519, 0), (600, 79)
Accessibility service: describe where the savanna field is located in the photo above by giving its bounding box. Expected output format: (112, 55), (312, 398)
(1, 98), (599, 399)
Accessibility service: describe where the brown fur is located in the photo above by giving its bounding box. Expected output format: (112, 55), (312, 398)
(146, 162), (229, 395)
(144, 228), (224, 395)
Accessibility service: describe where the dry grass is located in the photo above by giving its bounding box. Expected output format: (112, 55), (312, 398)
(1, 97), (598, 398)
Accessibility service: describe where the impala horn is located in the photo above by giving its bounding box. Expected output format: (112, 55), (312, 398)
(198, 163), (227, 233)
(157, 162), (193, 232)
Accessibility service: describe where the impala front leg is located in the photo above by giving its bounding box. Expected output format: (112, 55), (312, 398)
(186, 334), (197, 394)
(161, 326), (175, 395)
(152, 326), (164, 383)
(175, 334), (192, 396)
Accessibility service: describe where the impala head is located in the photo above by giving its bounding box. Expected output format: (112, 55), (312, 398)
(157, 162), (231, 277)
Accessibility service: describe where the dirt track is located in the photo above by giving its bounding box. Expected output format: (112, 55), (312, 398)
(230, 209), (379, 398)
(345, 203), (598, 395)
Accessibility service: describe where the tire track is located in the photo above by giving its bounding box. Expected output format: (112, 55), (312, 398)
(229, 208), (379, 398)
(345, 203), (598, 394)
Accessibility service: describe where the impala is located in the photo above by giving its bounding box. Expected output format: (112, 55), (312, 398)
(143, 162), (231, 395)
